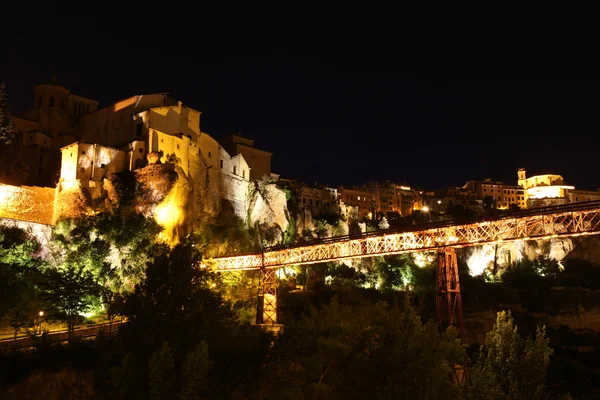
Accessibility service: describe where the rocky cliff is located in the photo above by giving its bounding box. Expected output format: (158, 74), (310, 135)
(247, 181), (290, 246)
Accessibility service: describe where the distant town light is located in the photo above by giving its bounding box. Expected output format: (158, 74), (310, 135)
(38, 311), (44, 317)
(422, 206), (429, 212)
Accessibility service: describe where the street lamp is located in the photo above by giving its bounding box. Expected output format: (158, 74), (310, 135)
(422, 206), (432, 222)
(37, 311), (44, 336)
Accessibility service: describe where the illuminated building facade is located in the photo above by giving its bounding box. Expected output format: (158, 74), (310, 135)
(219, 133), (272, 181)
(338, 185), (375, 220)
(370, 181), (415, 217)
(463, 179), (526, 210)
(57, 94), (252, 222)
(10, 79), (98, 187)
(517, 168), (574, 208)
(59, 142), (128, 182)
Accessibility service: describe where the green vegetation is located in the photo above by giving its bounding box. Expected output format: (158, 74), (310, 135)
(466, 311), (553, 400)
(0, 208), (589, 398)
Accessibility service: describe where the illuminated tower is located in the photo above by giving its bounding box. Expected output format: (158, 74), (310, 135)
(517, 168), (527, 189)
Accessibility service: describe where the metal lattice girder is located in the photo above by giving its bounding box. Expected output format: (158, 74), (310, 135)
(259, 268), (278, 325)
(436, 248), (464, 336)
(208, 204), (600, 271)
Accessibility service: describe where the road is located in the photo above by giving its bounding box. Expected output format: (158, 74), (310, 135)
(0, 320), (124, 349)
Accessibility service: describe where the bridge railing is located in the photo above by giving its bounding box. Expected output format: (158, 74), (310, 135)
(265, 200), (600, 253)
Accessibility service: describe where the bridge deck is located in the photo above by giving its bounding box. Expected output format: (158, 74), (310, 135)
(207, 201), (600, 271)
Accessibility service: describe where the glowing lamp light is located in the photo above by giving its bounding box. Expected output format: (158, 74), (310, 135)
(422, 206), (429, 212)
(38, 311), (44, 317)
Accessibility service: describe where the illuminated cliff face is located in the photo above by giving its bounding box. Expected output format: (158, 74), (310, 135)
(466, 237), (574, 277)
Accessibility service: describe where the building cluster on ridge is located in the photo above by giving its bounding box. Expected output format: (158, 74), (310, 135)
(7, 79), (600, 225)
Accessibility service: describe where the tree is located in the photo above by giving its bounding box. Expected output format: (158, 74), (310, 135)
(378, 216), (390, 230)
(103, 241), (268, 399)
(0, 226), (43, 336)
(179, 341), (212, 400)
(261, 297), (465, 399)
(37, 265), (103, 338)
(466, 310), (553, 400)
(148, 342), (175, 400)
(0, 83), (26, 184)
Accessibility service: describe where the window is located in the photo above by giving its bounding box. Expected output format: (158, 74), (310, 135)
(233, 166), (237, 175)
(208, 151), (211, 158)
(309, 199), (313, 205)
(220, 160), (223, 168)
(242, 170), (245, 178)
(136, 124), (143, 136)
(100, 163), (106, 168)
(49, 97), (55, 107)
(29, 135), (33, 141)
(316, 200), (319, 206)
(81, 150), (86, 155)
(176, 144), (179, 149)
(139, 148), (144, 153)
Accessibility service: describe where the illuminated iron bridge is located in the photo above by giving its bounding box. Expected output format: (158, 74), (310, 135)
(205, 200), (600, 333)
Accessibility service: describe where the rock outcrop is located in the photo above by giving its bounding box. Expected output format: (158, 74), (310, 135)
(248, 181), (289, 246)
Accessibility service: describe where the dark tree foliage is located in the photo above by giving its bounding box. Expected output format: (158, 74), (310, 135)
(101, 241), (269, 399)
(446, 204), (477, 222)
(465, 311), (553, 400)
(501, 256), (561, 290)
(260, 297), (465, 399)
(0, 226), (42, 332)
(37, 265), (103, 337)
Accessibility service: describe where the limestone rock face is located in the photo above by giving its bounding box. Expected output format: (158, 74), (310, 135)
(53, 181), (94, 221)
(465, 237), (575, 276)
(248, 182), (289, 246)
(134, 164), (178, 218)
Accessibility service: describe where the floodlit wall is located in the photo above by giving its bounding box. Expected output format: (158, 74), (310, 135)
(60, 142), (128, 182)
(149, 103), (201, 141)
(0, 183), (55, 225)
(220, 147), (250, 218)
(149, 129), (202, 178)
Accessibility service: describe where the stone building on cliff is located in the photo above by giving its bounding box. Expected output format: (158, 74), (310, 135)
(54, 92), (253, 223)
(10, 78), (99, 187)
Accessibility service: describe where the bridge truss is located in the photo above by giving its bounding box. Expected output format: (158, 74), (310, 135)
(205, 201), (600, 333)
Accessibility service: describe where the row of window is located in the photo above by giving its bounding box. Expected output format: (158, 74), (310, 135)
(483, 187), (524, 195)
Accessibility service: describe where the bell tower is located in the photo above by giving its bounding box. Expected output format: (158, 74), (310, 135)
(517, 168), (526, 188)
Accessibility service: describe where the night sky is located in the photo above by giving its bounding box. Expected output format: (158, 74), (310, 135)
(2, 5), (599, 190)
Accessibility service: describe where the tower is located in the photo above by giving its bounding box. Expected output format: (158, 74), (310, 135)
(517, 168), (527, 188)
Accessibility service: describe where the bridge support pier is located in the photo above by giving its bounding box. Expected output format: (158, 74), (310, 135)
(436, 247), (465, 336)
(256, 268), (283, 335)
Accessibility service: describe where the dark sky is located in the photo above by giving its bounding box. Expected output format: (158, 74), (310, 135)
(2, 5), (599, 190)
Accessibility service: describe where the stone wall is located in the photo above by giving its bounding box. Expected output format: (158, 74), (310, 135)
(221, 173), (250, 219)
(0, 183), (55, 225)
